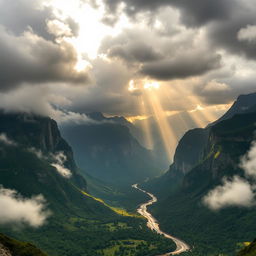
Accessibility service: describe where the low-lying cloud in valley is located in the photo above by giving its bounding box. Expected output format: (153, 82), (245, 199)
(0, 133), (17, 146)
(240, 141), (256, 179)
(29, 148), (73, 178)
(0, 186), (50, 227)
(51, 152), (72, 178)
(203, 176), (255, 210)
(203, 140), (256, 210)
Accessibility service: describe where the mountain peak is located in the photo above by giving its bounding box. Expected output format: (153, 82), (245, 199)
(210, 91), (256, 126)
(86, 112), (105, 121)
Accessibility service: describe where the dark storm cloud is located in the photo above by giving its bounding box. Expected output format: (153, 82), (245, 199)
(0, 0), (79, 39)
(103, 0), (256, 61)
(100, 25), (222, 81)
(208, 16), (256, 60)
(103, 0), (232, 25)
(65, 58), (142, 116)
(0, 0), (53, 40)
(0, 0), (89, 92)
(141, 52), (221, 80)
(164, 0), (232, 27)
(0, 26), (89, 91)
(101, 38), (163, 63)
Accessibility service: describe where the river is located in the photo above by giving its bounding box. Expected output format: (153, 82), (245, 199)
(132, 184), (190, 256)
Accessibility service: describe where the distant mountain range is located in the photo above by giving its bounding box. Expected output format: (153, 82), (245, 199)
(144, 92), (256, 255)
(60, 112), (162, 184)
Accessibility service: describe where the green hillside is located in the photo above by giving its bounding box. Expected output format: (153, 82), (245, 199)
(0, 233), (48, 256)
(0, 112), (174, 256)
(147, 110), (256, 255)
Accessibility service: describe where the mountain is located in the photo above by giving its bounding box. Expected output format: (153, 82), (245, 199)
(134, 111), (204, 167)
(144, 127), (210, 196)
(135, 93), (256, 168)
(145, 92), (256, 196)
(0, 233), (48, 256)
(0, 111), (174, 256)
(0, 112), (117, 255)
(211, 92), (256, 125)
(146, 105), (256, 255)
(60, 112), (161, 184)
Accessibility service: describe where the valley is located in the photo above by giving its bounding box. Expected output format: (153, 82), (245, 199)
(0, 93), (256, 256)
(1, 0), (256, 255)
(132, 184), (190, 255)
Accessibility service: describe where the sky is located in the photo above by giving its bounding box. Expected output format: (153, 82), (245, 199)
(0, 0), (256, 126)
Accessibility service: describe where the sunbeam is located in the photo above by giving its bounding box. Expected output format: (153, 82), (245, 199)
(143, 82), (177, 162)
(139, 98), (154, 150)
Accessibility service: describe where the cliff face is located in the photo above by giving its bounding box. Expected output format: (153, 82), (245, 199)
(0, 112), (76, 169)
(172, 92), (256, 180)
(0, 111), (118, 255)
(182, 112), (256, 192)
(0, 112), (117, 210)
(150, 110), (256, 255)
(172, 128), (209, 175)
(143, 127), (209, 196)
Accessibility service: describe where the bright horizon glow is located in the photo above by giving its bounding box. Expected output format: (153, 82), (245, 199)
(128, 80), (136, 92)
(144, 82), (160, 90)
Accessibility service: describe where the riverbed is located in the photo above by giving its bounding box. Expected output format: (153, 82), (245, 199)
(132, 184), (190, 256)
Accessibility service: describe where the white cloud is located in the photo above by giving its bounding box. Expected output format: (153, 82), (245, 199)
(47, 19), (73, 38)
(27, 147), (44, 159)
(203, 176), (255, 210)
(203, 141), (256, 210)
(55, 109), (96, 125)
(51, 152), (72, 178)
(51, 163), (72, 178)
(0, 133), (17, 146)
(240, 140), (256, 178)
(0, 186), (50, 227)
(27, 148), (72, 178)
(0, 85), (96, 125)
(27, 147), (72, 178)
(203, 80), (230, 93)
(238, 25), (256, 43)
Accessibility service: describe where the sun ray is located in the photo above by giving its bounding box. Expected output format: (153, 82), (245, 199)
(139, 98), (154, 150)
(143, 84), (177, 162)
(170, 85), (221, 127)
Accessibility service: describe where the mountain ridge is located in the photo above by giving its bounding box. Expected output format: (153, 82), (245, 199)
(60, 112), (161, 184)
(145, 92), (256, 255)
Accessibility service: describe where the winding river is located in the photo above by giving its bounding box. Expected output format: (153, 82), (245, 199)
(132, 184), (190, 256)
